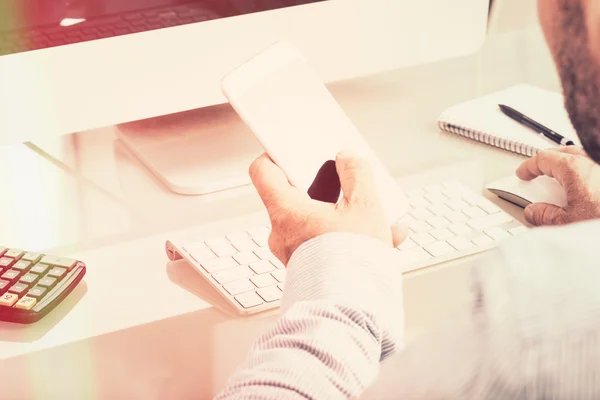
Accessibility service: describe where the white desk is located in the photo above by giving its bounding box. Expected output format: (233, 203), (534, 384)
(0, 26), (561, 398)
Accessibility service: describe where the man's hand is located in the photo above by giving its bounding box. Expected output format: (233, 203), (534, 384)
(516, 146), (600, 226)
(249, 152), (408, 265)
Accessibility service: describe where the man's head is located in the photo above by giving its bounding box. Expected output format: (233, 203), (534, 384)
(539, 0), (600, 163)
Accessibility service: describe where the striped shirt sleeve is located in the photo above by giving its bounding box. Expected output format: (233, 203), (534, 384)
(215, 232), (404, 399)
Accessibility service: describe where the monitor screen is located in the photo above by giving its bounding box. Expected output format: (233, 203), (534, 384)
(0, 0), (325, 56)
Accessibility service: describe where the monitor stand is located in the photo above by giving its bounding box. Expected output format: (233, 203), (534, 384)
(116, 103), (263, 195)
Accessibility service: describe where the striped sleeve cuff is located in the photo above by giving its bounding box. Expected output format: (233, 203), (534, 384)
(283, 232), (405, 357)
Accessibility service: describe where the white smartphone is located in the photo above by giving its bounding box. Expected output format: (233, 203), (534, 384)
(221, 40), (408, 224)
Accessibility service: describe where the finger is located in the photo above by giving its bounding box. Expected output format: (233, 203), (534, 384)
(249, 154), (302, 213)
(515, 150), (572, 186)
(524, 203), (568, 226)
(391, 224), (410, 248)
(335, 151), (377, 205)
(553, 145), (588, 157)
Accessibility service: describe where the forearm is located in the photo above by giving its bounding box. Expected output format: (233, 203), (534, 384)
(216, 233), (404, 399)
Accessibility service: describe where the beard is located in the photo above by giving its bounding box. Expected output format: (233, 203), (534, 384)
(554, 2), (600, 163)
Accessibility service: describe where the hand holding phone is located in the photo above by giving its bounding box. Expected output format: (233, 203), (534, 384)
(222, 40), (408, 224)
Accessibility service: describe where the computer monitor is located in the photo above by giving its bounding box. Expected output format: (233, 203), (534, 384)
(0, 0), (488, 193)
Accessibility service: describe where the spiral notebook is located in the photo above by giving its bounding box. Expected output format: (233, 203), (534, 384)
(438, 84), (579, 157)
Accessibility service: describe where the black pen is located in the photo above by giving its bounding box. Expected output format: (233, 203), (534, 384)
(498, 104), (575, 146)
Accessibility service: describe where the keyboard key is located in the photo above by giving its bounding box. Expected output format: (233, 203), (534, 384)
(1, 269), (21, 282)
(47, 267), (67, 279)
(37, 276), (57, 288)
(447, 237), (475, 251)
(12, 260), (31, 271)
(424, 183), (444, 193)
(27, 286), (47, 299)
(472, 236), (494, 246)
(407, 188), (425, 198)
(430, 228), (454, 241)
(15, 296), (36, 310)
(509, 226), (528, 236)
(247, 226), (270, 240)
(428, 203), (453, 216)
(222, 279), (255, 296)
(0, 247), (6, 257)
(235, 291), (263, 309)
(446, 198), (469, 212)
(277, 283), (284, 291)
(271, 269), (286, 283)
(409, 196), (429, 208)
(227, 233), (258, 252)
(478, 199), (501, 214)
(0, 279), (10, 293)
(251, 273), (278, 288)
(0, 293), (18, 307)
(188, 247), (217, 264)
(252, 236), (269, 247)
(257, 286), (283, 302)
(411, 233), (436, 246)
(427, 216), (451, 229)
(9, 282), (29, 296)
(21, 252), (42, 263)
(409, 220), (432, 234)
(19, 273), (39, 285)
(205, 238), (237, 257)
(410, 207), (434, 220)
(0, 257), (14, 269)
(464, 206), (487, 219)
(254, 247), (273, 260)
(463, 193), (483, 206)
(423, 241), (457, 257)
(425, 192), (447, 204)
(397, 238), (418, 251)
(4, 249), (24, 259)
(467, 213), (513, 231)
(249, 260), (275, 275)
(484, 227), (511, 240)
(449, 223), (473, 236)
(233, 251), (260, 265)
(270, 258), (285, 269)
(201, 257), (238, 273)
(398, 214), (416, 225)
(212, 266), (254, 284)
(30, 263), (49, 275)
(40, 255), (76, 269)
(398, 248), (432, 266)
(446, 211), (468, 224)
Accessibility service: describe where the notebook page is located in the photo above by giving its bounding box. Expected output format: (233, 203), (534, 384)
(439, 84), (579, 151)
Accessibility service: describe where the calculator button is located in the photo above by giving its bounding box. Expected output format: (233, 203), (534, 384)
(19, 273), (39, 285)
(30, 263), (49, 275)
(40, 255), (76, 270)
(4, 249), (24, 259)
(12, 260), (31, 272)
(0, 257), (14, 269)
(234, 291), (264, 309)
(9, 282), (29, 296)
(15, 296), (36, 310)
(21, 252), (42, 263)
(1, 269), (21, 282)
(37, 276), (57, 288)
(0, 293), (18, 307)
(47, 267), (67, 279)
(0, 279), (10, 293)
(27, 286), (47, 299)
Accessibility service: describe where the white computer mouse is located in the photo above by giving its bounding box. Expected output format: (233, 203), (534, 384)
(486, 175), (568, 208)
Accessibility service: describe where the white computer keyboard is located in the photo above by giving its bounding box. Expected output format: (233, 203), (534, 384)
(166, 179), (527, 315)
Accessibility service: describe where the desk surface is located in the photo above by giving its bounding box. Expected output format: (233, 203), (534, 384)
(0, 26), (562, 398)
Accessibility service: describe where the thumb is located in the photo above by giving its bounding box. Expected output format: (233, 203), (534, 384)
(391, 224), (410, 248)
(524, 203), (568, 226)
(335, 151), (377, 206)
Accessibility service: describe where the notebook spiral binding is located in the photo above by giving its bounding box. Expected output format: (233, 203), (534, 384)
(438, 120), (538, 158)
